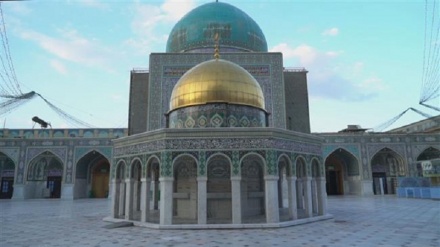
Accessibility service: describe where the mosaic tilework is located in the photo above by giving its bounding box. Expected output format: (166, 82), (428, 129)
(169, 104), (266, 128)
(148, 53), (285, 131)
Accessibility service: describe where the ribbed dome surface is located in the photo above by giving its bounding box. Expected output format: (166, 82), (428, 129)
(169, 59), (265, 111)
(166, 2), (267, 53)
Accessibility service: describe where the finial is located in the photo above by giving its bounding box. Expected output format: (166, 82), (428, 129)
(214, 33), (220, 59)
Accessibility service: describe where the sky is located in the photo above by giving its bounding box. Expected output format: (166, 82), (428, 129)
(1, 0), (439, 132)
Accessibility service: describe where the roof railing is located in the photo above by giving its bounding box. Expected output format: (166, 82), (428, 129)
(283, 67), (307, 72)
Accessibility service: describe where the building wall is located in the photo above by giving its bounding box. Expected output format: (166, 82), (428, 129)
(147, 52), (286, 131)
(128, 70), (149, 135)
(284, 70), (311, 133)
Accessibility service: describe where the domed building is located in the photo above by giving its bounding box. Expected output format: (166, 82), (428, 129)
(109, 1), (329, 228)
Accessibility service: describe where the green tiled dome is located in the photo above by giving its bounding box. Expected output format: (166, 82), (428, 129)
(166, 2), (267, 53)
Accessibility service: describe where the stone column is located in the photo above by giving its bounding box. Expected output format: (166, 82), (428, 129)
(141, 178), (151, 222)
(111, 179), (119, 218)
(197, 177), (207, 224)
(311, 178), (318, 214)
(159, 177), (173, 225)
(316, 177), (327, 216)
(296, 178), (303, 209)
(231, 177), (242, 224)
(125, 178), (134, 220)
(133, 180), (140, 212)
(152, 178), (159, 210)
(264, 175), (280, 223)
(118, 180), (125, 217)
(303, 177), (313, 217)
(287, 176), (297, 220)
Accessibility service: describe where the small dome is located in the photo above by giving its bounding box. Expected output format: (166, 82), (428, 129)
(169, 59), (265, 111)
(166, 2), (267, 53)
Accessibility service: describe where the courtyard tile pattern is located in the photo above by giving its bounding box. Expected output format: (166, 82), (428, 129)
(1, 196), (439, 247)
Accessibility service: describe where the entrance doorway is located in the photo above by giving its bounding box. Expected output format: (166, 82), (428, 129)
(0, 177), (14, 199)
(372, 172), (387, 195)
(92, 162), (110, 198)
(47, 176), (62, 198)
(326, 170), (342, 195)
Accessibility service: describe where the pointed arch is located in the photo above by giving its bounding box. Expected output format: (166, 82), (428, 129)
(0, 152), (16, 199)
(240, 152), (266, 223)
(416, 146), (440, 177)
(74, 150), (110, 199)
(172, 154), (198, 224)
(371, 147), (405, 195)
(26, 151), (64, 199)
(206, 153), (232, 223)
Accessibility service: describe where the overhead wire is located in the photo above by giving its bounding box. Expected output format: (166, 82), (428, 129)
(0, 2), (20, 96)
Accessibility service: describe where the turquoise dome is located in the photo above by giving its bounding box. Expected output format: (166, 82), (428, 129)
(166, 2), (267, 53)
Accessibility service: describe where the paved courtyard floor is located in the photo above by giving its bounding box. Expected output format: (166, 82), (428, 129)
(0, 196), (439, 247)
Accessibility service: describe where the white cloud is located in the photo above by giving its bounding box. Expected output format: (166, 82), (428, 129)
(19, 28), (116, 71)
(50, 59), (68, 74)
(271, 42), (383, 102)
(322, 27), (339, 36)
(126, 0), (196, 53)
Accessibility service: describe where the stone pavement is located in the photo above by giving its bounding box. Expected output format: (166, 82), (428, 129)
(0, 196), (439, 247)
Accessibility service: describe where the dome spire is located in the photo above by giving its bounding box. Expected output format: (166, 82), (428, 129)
(214, 33), (220, 60)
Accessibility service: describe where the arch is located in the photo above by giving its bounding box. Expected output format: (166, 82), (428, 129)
(240, 153), (265, 223)
(277, 154), (292, 221)
(27, 151), (64, 199)
(206, 152), (233, 173)
(323, 146), (359, 162)
(311, 158), (321, 216)
(144, 155), (161, 223)
(295, 156), (307, 178)
(115, 160), (126, 180)
(371, 147), (405, 195)
(74, 150), (110, 199)
(325, 148), (360, 195)
(130, 159), (142, 220)
(114, 160), (126, 219)
(416, 147), (440, 177)
(206, 154), (232, 224)
(295, 156), (307, 216)
(172, 154), (198, 224)
(0, 152), (16, 199)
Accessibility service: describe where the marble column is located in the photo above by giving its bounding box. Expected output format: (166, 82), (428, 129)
(133, 179), (140, 212)
(317, 177), (327, 215)
(197, 177), (207, 224)
(296, 178), (303, 209)
(159, 177), (173, 225)
(153, 178), (159, 210)
(125, 178), (134, 220)
(311, 178), (318, 214)
(118, 180), (125, 217)
(303, 177), (313, 218)
(231, 177), (242, 224)
(287, 176), (297, 220)
(141, 178), (151, 222)
(264, 175), (280, 223)
(111, 179), (119, 218)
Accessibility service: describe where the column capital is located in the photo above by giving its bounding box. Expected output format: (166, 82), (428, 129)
(316, 177), (326, 182)
(287, 176), (297, 182)
(124, 178), (134, 183)
(141, 178), (151, 182)
(197, 177), (208, 182)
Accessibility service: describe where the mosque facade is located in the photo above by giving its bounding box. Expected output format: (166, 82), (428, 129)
(0, 1), (439, 229)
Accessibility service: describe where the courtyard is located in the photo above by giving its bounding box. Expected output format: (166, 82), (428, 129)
(0, 196), (439, 247)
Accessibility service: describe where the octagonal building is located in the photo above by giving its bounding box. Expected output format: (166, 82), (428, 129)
(110, 1), (329, 228)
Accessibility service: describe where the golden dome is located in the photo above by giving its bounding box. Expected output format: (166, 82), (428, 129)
(169, 59), (265, 111)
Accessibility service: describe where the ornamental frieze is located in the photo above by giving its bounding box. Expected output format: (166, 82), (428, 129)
(114, 137), (321, 158)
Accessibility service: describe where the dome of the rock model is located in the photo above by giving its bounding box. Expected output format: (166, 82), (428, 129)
(166, 2), (267, 53)
(169, 58), (265, 111)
